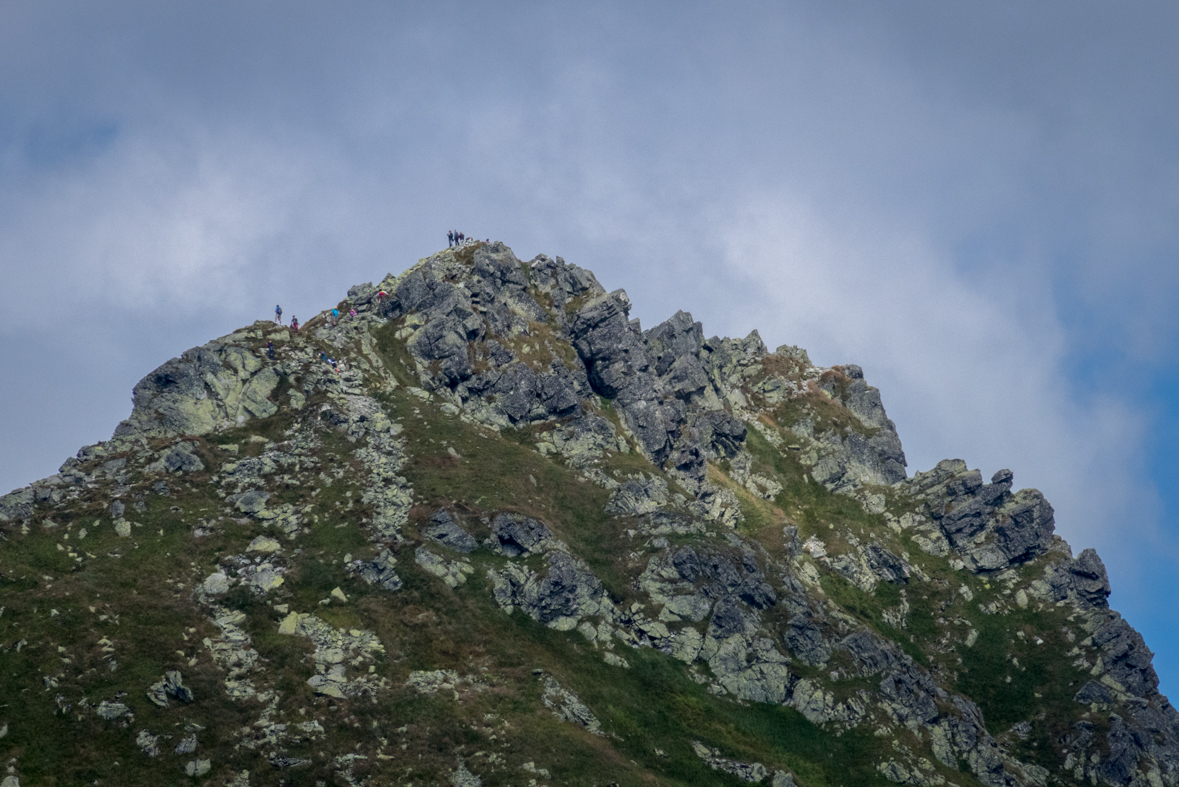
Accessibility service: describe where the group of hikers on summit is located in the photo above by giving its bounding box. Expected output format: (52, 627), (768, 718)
(448, 230), (471, 247)
(274, 304), (297, 331)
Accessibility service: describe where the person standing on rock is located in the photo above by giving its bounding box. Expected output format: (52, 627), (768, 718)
(290, 316), (299, 332)
(331, 308), (339, 326)
(275, 304), (282, 323)
(447, 230), (454, 247)
(267, 341), (275, 360)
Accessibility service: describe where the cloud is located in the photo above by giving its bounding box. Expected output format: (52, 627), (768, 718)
(710, 192), (1159, 563)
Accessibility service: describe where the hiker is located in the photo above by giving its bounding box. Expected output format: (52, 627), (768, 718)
(331, 308), (339, 326)
(290, 316), (299, 332)
(459, 231), (465, 244)
(267, 341), (275, 360)
(448, 230), (454, 247)
(349, 308), (357, 318)
(275, 304), (282, 323)
(377, 290), (386, 303)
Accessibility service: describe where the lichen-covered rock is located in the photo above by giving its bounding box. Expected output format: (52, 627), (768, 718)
(605, 475), (670, 516)
(95, 700), (132, 720)
(184, 759), (211, 777)
(414, 547), (474, 588)
(541, 675), (601, 734)
(0, 488), (34, 523)
(690, 741), (789, 783)
(136, 729), (161, 757)
(115, 334), (283, 438)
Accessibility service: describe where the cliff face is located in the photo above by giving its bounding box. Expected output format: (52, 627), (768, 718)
(0, 241), (1174, 787)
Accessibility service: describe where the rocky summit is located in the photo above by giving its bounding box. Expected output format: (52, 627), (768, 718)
(0, 241), (1173, 787)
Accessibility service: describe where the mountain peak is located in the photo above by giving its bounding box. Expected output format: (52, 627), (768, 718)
(0, 240), (1170, 787)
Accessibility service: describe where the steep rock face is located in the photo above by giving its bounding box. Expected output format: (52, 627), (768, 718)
(115, 338), (284, 438)
(0, 239), (1173, 787)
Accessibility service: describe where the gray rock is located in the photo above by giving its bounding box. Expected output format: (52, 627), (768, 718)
(490, 551), (607, 631)
(115, 339), (280, 439)
(689, 410), (747, 459)
(1075, 681), (1116, 705)
(422, 509), (478, 553)
(809, 429), (907, 493)
(1090, 614), (1158, 697)
(163, 443), (205, 473)
(486, 513), (553, 557)
(690, 741), (769, 782)
(202, 572), (230, 595)
(0, 487), (34, 523)
(147, 670), (194, 707)
(865, 544), (910, 584)
(542, 675), (601, 734)
(230, 490), (270, 515)
(525, 551), (606, 628)
(450, 762), (483, 787)
(174, 734), (198, 754)
(1069, 548), (1112, 608)
(879, 667), (939, 725)
(708, 597), (755, 640)
(352, 549), (403, 591)
(981, 489), (1055, 569)
(136, 729), (161, 757)
(408, 314), (474, 385)
(566, 290), (691, 465)
(415, 547), (474, 588)
(184, 758), (211, 777)
(605, 476), (670, 516)
(840, 631), (899, 676)
(96, 700), (132, 720)
(912, 463), (1054, 572)
(784, 615), (833, 666)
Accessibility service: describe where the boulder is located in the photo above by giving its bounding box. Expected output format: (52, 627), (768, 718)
(115, 339), (280, 439)
(147, 671), (194, 707)
(486, 513), (553, 557)
(422, 509), (478, 553)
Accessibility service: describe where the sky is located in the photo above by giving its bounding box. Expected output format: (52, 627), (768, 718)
(2, 0), (1179, 694)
